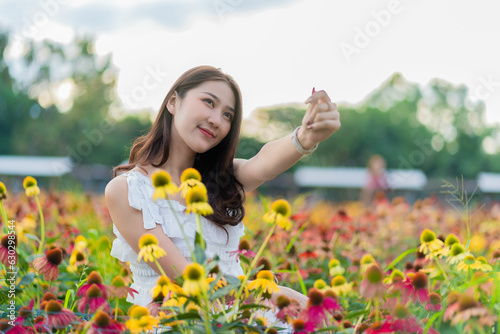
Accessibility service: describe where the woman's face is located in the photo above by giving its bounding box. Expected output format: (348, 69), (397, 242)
(169, 80), (236, 153)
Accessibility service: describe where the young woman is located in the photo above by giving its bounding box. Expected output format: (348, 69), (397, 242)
(105, 65), (341, 309)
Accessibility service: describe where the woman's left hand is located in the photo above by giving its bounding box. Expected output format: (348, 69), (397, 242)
(298, 89), (341, 149)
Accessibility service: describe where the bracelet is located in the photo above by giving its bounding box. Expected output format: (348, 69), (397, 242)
(291, 126), (318, 155)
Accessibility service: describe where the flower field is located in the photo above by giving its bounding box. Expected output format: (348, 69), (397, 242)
(0, 175), (499, 333)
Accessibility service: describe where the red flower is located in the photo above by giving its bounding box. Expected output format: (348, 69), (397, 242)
(44, 300), (79, 330)
(299, 250), (318, 261)
(0, 234), (17, 266)
(33, 248), (63, 281)
(87, 311), (125, 334)
(425, 292), (442, 312)
(304, 288), (341, 327)
(77, 271), (109, 300)
(400, 272), (430, 304)
(77, 283), (110, 314)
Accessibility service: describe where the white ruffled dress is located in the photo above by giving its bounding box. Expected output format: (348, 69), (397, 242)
(110, 170), (245, 307)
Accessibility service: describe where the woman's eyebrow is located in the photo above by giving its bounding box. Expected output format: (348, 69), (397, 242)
(202, 92), (235, 114)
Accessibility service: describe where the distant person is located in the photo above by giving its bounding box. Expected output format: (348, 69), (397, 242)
(361, 154), (390, 206)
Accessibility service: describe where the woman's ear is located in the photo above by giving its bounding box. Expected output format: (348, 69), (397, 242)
(166, 92), (178, 115)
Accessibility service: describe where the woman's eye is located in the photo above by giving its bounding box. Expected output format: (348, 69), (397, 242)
(223, 112), (234, 121)
(204, 98), (214, 107)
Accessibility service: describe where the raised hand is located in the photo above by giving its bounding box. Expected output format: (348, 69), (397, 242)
(298, 88), (341, 149)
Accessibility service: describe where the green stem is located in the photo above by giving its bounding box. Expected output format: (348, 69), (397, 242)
(35, 196), (45, 254)
(0, 200), (9, 234)
(115, 298), (119, 319)
(230, 223), (277, 321)
(195, 214), (206, 250)
(433, 257), (450, 285)
(153, 257), (168, 277)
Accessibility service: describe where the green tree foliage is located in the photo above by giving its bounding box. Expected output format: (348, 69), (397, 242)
(0, 30), (151, 166)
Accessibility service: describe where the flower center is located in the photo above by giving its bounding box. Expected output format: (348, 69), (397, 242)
(181, 168), (202, 182)
(186, 188), (208, 204)
(429, 292), (441, 305)
(271, 200), (291, 217)
(331, 275), (346, 286)
(256, 257), (272, 271)
(458, 295), (479, 311)
(450, 243), (465, 256)
(87, 271), (103, 285)
(463, 255), (476, 265)
(411, 272), (428, 289)
(47, 248), (63, 266)
(87, 284), (103, 298)
(360, 254), (375, 265)
(42, 292), (57, 302)
(308, 288), (324, 306)
(444, 233), (460, 247)
(111, 276), (125, 288)
(238, 239), (251, 251)
(393, 304), (408, 319)
(276, 295), (291, 309)
(420, 229), (436, 243)
(75, 251), (85, 262)
(139, 234), (158, 248)
(314, 279), (327, 290)
(328, 259), (340, 268)
(256, 270), (274, 281)
(186, 264), (203, 280)
(24, 177), (37, 188)
(365, 264), (383, 284)
(45, 300), (63, 313)
(94, 311), (111, 327)
(129, 306), (149, 319)
(293, 319), (306, 330)
(152, 171), (172, 187)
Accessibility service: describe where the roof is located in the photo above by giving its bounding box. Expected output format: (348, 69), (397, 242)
(478, 172), (500, 193)
(0, 156), (73, 177)
(294, 167), (427, 190)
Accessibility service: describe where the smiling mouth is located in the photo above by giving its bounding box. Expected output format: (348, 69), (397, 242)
(199, 127), (215, 138)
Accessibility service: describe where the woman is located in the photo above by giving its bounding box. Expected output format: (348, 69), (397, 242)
(105, 65), (341, 310)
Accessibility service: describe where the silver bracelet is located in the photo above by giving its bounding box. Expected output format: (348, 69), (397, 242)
(291, 126), (318, 155)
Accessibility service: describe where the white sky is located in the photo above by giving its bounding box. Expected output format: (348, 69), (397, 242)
(1, 0), (500, 125)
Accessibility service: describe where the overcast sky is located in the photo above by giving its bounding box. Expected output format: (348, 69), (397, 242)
(1, 0), (500, 125)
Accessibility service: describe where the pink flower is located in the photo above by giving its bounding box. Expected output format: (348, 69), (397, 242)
(87, 311), (125, 334)
(77, 283), (110, 314)
(360, 264), (386, 300)
(401, 272), (430, 304)
(77, 271), (109, 300)
(304, 288), (341, 327)
(44, 300), (79, 330)
(425, 292), (443, 312)
(33, 248), (63, 281)
(0, 234), (17, 266)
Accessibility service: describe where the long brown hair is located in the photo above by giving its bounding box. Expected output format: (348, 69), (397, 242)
(113, 65), (245, 228)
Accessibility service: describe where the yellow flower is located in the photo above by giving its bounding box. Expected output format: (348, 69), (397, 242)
(179, 168), (207, 198)
(330, 275), (353, 296)
(151, 275), (183, 299)
(231, 275), (250, 299)
(74, 235), (88, 251)
(248, 270), (280, 295)
(184, 188), (213, 216)
(328, 259), (345, 277)
(126, 306), (159, 333)
(23, 176), (40, 197)
(0, 181), (7, 199)
(137, 234), (167, 263)
(67, 249), (87, 273)
(151, 170), (179, 201)
(458, 255), (493, 272)
(206, 275), (227, 291)
(469, 234), (487, 253)
(447, 243), (468, 265)
(263, 199), (292, 231)
(419, 229), (444, 256)
(182, 263), (208, 297)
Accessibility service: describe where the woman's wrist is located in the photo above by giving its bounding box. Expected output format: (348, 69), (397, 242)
(293, 126), (318, 153)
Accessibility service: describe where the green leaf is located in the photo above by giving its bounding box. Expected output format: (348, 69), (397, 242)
(25, 233), (41, 243)
(258, 194), (268, 212)
(225, 275), (241, 286)
(194, 243), (206, 264)
(384, 248), (417, 271)
(210, 285), (234, 301)
(285, 222), (309, 253)
(240, 303), (270, 311)
(46, 236), (61, 244)
(423, 310), (442, 334)
(294, 263), (307, 295)
(64, 289), (74, 308)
